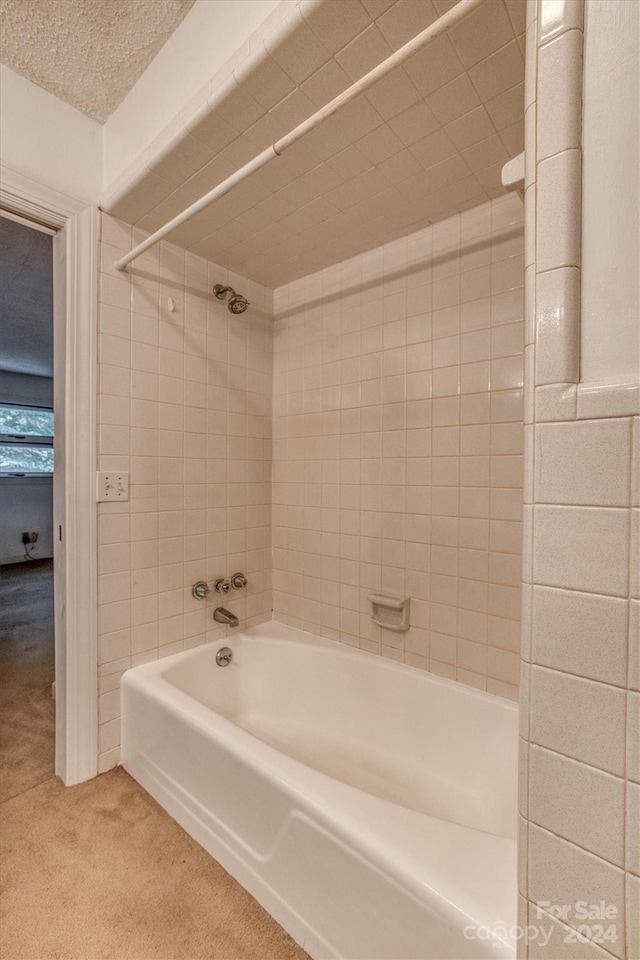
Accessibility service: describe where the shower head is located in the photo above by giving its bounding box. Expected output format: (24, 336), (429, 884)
(228, 293), (249, 314)
(213, 283), (249, 314)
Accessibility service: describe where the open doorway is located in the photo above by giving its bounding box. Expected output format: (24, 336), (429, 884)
(0, 212), (56, 800)
(0, 172), (99, 786)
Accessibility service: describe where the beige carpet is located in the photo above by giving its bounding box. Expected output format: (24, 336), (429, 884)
(0, 560), (55, 803)
(0, 561), (310, 960)
(1, 768), (310, 960)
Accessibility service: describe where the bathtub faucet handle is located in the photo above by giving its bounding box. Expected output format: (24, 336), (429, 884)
(214, 578), (231, 594)
(192, 581), (210, 600)
(230, 572), (248, 589)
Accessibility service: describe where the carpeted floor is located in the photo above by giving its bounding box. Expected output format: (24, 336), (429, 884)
(0, 559), (56, 803)
(1, 767), (309, 960)
(0, 561), (310, 960)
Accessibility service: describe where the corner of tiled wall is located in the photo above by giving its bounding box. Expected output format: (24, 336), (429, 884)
(520, 2), (639, 957)
(271, 191), (525, 699)
(96, 214), (273, 772)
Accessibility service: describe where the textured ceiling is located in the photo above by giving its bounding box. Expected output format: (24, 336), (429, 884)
(0, 216), (53, 378)
(0, 0), (194, 122)
(105, 0), (525, 288)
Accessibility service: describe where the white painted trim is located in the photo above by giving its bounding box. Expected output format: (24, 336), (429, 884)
(0, 164), (85, 226)
(1, 163), (99, 785)
(0, 208), (57, 236)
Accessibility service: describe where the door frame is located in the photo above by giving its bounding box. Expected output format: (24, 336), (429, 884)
(1, 164), (99, 784)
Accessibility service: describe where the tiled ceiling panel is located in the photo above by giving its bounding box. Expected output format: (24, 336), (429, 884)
(104, 0), (525, 288)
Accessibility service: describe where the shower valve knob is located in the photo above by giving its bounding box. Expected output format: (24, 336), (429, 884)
(214, 578), (231, 594)
(230, 572), (248, 589)
(192, 581), (210, 600)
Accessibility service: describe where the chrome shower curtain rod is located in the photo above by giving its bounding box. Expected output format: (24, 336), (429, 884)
(114, 0), (484, 272)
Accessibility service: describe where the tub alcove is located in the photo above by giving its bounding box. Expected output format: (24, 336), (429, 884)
(102, 1), (526, 957)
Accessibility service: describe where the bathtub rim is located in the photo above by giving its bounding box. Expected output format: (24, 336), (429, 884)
(154, 617), (519, 714)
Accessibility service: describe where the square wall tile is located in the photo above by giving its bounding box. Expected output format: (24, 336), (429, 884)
(631, 418), (639, 507)
(531, 585), (628, 687)
(530, 665), (626, 775)
(630, 601), (640, 693)
(528, 903), (623, 959)
(528, 744), (625, 866)
(528, 824), (625, 958)
(628, 692), (640, 784)
(533, 505), (630, 597)
(535, 420), (631, 507)
(627, 876), (640, 960)
(627, 781), (640, 877)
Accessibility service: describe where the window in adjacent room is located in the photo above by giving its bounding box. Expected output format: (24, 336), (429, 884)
(0, 404), (54, 475)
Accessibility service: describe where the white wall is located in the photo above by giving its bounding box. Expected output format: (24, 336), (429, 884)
(0, 478), (53, 564)
(102, 0), (283, 189)
(2, 2), (284, 202)
(0, 64), (102, 203)
(581, 0), (639, 386)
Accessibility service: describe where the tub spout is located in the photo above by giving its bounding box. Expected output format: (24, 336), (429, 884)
(213, 606), (239, 627)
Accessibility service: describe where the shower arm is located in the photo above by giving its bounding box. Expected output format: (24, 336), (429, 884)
(114, 0), (484, 273)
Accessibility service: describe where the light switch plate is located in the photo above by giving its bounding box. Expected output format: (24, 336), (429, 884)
(97, 471), (129, 502)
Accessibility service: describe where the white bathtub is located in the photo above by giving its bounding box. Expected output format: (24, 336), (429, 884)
(121, 621), (518, 959)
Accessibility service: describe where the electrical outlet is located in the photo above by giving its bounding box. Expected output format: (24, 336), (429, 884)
(21, 532), (38, 544)
(97, 471), (129, 502)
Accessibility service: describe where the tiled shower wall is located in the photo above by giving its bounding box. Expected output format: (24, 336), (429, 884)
(272, 193), (524, 698)
(519, 2), (639, 958)
(96, 214), (273, 771)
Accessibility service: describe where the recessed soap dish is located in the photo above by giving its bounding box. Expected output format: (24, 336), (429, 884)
(367, 593), (410, 632)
